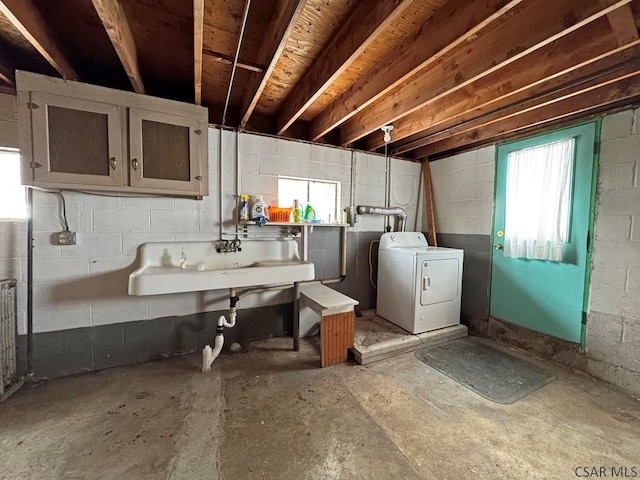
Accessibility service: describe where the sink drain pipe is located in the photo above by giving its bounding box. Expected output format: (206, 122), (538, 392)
(202, 283), (296, 372)
(202, 288), (239, 372)
(202, 225), (350, 369)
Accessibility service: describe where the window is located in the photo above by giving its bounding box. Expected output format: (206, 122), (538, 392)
(503, 137), (574, 261)
(0, 150), (26, 220)
(277, 176), (340, 223)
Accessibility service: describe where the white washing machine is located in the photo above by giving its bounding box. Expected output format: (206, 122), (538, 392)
(376, 232), (463, 334)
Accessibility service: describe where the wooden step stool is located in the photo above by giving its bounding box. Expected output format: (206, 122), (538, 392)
(298, 284), (359, 367)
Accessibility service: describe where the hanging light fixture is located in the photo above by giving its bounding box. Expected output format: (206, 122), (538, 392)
(381, 124), (394, 143)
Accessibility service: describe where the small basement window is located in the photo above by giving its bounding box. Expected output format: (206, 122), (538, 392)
(0, 150), (26, 220)
(278, 176), (340, 223)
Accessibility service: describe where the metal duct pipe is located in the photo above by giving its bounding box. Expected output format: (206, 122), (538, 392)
(356, 205), (407, 232)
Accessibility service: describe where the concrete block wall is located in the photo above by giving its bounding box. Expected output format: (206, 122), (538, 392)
(0, 93), (422, 344)
(9, 134), (421, 338)
(429, 146), (495, 320)
(429, 146), (495, 236)
(586, 109), (640, 392)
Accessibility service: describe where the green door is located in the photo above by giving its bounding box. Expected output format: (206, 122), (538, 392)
(490, 121), (599, 344)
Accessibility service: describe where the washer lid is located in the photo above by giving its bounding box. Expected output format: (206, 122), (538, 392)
(379, 232), (428, 249)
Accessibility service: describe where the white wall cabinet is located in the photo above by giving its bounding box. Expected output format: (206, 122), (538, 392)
(17, 71), (208, 197)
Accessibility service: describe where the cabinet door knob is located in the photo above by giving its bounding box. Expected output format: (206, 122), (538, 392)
(109, 157), (117, 170)
(131, 158), (139, 171)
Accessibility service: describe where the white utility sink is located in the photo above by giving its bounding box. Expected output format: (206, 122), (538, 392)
(128, 239), (315, 296)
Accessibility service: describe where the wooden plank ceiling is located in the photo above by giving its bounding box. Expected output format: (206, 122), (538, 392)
(0, 0), (639, 158)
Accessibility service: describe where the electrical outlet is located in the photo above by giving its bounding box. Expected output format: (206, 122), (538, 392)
(56, 231), (76, 246)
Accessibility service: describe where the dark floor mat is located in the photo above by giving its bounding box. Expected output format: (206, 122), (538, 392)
(415, 338), (556, 404)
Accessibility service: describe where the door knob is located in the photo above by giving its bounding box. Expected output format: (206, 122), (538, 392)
(494, 243), (504, 250)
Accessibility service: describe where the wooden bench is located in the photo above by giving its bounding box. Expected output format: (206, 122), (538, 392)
(298, 284), (359, 367)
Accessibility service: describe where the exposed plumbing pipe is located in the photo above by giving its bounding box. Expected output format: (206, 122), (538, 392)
(222, 0), (252, 126)
(357, 205), (407, 232)
(385, 143), (391, 230)
(202, 287), (239, 372)
(26, 187), (33, 376)
(219, 128), (224, 240)
(381, 125), (393, 231)
(235, 131), (241, 236)
(202, 225), (350, 362)
(300, 225), (348, 286)
(350, 150), (356, 208)
(202, 317), (225, 372)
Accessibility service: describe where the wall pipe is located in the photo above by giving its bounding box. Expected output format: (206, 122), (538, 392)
(356, 205), (407, 232)
(26, 187), (33, 376)
(235, 131), (241, 236)
(221, 0), (252, 126)
(218, 128), (224, 240)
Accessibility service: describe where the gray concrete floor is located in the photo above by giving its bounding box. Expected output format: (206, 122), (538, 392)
(1, 336), (639, 480)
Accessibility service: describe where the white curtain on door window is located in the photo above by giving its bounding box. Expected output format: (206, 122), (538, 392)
(504, 137), (574, 261)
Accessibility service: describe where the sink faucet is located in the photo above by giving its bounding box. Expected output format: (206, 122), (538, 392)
(230, 239), (242, 252)
(216, 239), (242, 253)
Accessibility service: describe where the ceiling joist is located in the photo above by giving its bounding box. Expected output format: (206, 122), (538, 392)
(389, 16), (640, 154)
(275, 0), (414, 135)
(341, 0), (631, 148)
(239, 0), (307, 129)
(606, 3), (639, 45)
(413, 68), (640, 158)
(409, 56), (640, 158)
(309, 0), (525, 142)
(203, 49), (263, 73)
(0, 0), (638, 159)
(194, 0), (204, 104)
(0, 44), (15, 86)
(91, 0), (145, 94)
(0, 0), (78, 80)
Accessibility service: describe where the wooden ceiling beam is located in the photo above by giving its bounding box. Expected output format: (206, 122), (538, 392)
(407, 58), (640, 157)
(309, 0), (525, 142)
(411, 69), (640, 159)
(606, 3), (639, 45)
(239, 0), (306, 129)
(0, 44), (15, 86)
(203, 49), (264, 73)
(91, 0), (145, 94)
(0, 0), (78, 80)
(194, 0), (204, 104)
(339, 0), (631, 147)
(384, 17), (640, 154)
(275, 0), (414, 136)
(394, 47), (640, 155)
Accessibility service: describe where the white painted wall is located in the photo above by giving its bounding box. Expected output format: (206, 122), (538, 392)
(429, 146), (495, 235)
(0, 93), (423, 335)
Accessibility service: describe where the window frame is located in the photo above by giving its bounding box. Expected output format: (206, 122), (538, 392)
(277, 175), (341, 223)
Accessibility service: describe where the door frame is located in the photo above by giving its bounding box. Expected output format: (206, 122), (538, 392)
(488, 119), (601, 349)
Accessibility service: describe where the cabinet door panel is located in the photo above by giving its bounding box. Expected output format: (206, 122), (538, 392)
(31, 92), (123, 186)
(129, 108), (203, 193)
(141, 120), (190, 181)
(48, 106), (110, 175)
